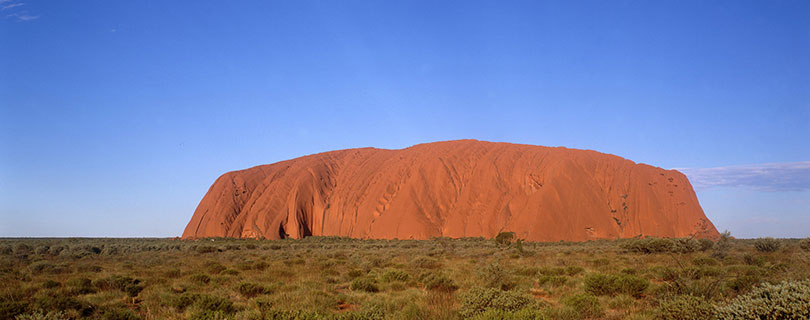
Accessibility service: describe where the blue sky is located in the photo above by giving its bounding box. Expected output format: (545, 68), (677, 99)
(1, 1), (808, 238)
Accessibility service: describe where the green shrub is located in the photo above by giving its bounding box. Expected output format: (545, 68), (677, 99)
(583, 273), (649, 297)
(254, 261), (269, 271)
(513, 266), (540, 277)
(536, 267), (566, 276)
(698, 239), (715, 251)
(799, 238), (810, 252)
(196, 245), (217, 254)
(66, 277), (92, 287)
(192, 294), (236, 315)
(411, 256), (440, 269)
(728, 274), (761, 293)
(346, 269), (364, 279)
(206, 262), (227, 274)
(656, 295), (714, 320)
(32, 292), (93, 316)
(421, 272), (458, 292)
(41, 280), (61, 289)
(459, 287), (537, 318)
(479, 262), (515, 290)
(76, 264), (103, 273)
(620, 238), (673, 254)
(28, 261), (70, 275)
(692, 256), (718, 266)
(171, 292), (198, 311)
(236, 282), (267, 297)
(97, 306), (141, 320)
(124, 283), (144, 297)
(14, 243), (33, 255)
(565, 266), (584, 276)
(93, 275), (138, 291)
(188, 273), (211, 285)
(743, 253), (766, 266)
(350, 277), (379, 293)
(380, 269), (409, 282)
(470, 308), (547, 320)
(672, 238), (702, 253)
(715, 279), (810, 319)
(65, 277), (96, 295)
(753, 237), (781, 252)
(221, 268), (239, 276)
(712, 231), (732, 259)
(14, 310), (70, 320)
(495, 232), (516, 246)
(562, 293), (604, 319)
(537, 275), (568, 287)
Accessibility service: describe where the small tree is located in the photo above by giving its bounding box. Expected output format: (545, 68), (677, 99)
(495, 232), (516, 246)
(753, 237), (781, 253)
(712, 231), (732, 259)
(799, 238), (810, 252)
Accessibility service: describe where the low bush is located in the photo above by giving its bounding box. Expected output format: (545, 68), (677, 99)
(188, 273), (210, 285)
(172, 293), (235, 315)
(93, 275), (137, 291)
(536, 267), (566, 276)
(620, 238), (673, 254)
(692, 256), (718, 266)
(495, 232), (516, 246)
(715, 279), (810, 319)
(96, 306), (141, 320)
(380, 269), (409, 282)
(470, 308), (547, 320)
(712, 231), (732, 259)
(479, 262), (515, 290)
(565, 266), (584, 276)
(41, 280), (61, 289)
(191, 294), (236, 316)
(562, 293), (604, 319)
(671, 238), (702, 253)
(205, 262), (227, 275)
(411, 256), (440, 269)
(656, 295), (714, 320)
(14, 311), (70, 320)
(584, 273), (649, 297)
(124, 283), (144, 297)
(14, 243), (33, 255)
(459, 287), (537, 318)
(65, 277), (96, 295)
(421, 272), (458, 292)
(538, 275), (568, 287)
(195, 245), (217, 254)
(28, 261), (70, 275)
(32, 292), (94, 316)
(236, 282), (268, 297)
(350, 277), (379, 293)
(753, 237), (781, 252)
(93, 275), (143, 297)
(698, 239), (715, 251)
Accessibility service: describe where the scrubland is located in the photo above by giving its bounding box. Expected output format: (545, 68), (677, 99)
(2, 234), (810, 319)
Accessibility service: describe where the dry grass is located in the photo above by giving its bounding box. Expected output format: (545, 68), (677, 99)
(1, 236), (809, 319)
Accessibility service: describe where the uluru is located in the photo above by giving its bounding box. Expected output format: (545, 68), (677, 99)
(182, 140), (718, 241)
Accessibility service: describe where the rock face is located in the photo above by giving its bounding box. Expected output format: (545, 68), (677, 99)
(182, 140), (718, 241)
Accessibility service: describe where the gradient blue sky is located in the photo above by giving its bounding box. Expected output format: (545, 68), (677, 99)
(1, 1), (808, 238)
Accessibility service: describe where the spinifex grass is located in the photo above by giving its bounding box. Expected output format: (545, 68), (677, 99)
(1, 236), (809, 319)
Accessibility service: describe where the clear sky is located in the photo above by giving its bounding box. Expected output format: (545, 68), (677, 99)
(1, 1), (808, 238)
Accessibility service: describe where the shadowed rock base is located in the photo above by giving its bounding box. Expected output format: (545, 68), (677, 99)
(182, 140), (719, 241)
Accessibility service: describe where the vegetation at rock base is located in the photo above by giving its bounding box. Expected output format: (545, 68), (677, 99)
(1, 236), (809, 319)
